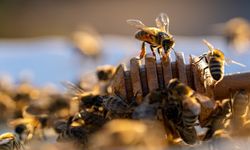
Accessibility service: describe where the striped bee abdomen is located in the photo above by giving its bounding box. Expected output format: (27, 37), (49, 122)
(135, 30), (155, 44)
(209, 57), (224, 81)
(182, 111), (198, 128)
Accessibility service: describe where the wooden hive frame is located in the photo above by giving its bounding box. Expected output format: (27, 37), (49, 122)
(111, 51), (250, 102)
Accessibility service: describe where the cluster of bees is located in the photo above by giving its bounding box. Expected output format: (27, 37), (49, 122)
(0, 13), (250, 150)
(0, 78), (72, 150)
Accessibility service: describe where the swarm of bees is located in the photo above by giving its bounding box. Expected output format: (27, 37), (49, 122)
(1, 12), (250, 150)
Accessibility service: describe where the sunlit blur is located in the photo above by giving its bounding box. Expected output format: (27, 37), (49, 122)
(0, 0), (250, 150)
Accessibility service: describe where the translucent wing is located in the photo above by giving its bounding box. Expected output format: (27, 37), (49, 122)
(155, 13), (169, 33)
(225, 57), (246, 67)
(203, 39), (215, 54)
(126, 19), (146, 29)
(61, 81), (85, 96)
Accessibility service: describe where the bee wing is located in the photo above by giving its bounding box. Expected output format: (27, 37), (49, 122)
(0, 138), (13, 144)
(61, 81), (85, 96)
(224, 57), (246, 67)
(8, 118), (33, 127)
(202, 39), (215, 54)
(155, 13), (169, 33)
(126, 19), (146, 29)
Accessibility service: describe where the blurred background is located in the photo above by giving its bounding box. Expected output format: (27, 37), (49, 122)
(0, 0), (250, 89)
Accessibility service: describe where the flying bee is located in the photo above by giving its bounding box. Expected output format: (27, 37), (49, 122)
(195, 39), (246, 85)
(164, 78), (201, 144)
(127, 13), (175, 60)
(0, 132), (23, 150)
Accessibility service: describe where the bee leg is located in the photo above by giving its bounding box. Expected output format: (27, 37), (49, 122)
(139, 42), (146, 59)
(40, 129), (47, 140)
(162, 50), (169, 61)
(202, 66), (209, 76)
(150, 45), (156, 57)
(203, 128), (214, 141)
(193, 54), (207, 65)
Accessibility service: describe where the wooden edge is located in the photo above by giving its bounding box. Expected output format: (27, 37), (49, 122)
(124, 70), (134, 102)
(162, 55), (172, 85)
(111, 64), (127, 100)
(190, 55), (206, 93)
(130, 57), (143, 103)
(156, 60), (165, 89)
(145, 54), (159, 92)
(187, 56), (195, 89)
(139, 64), (149, 97)
(175, 51), (188, 84)
(214, 72), (250, 100)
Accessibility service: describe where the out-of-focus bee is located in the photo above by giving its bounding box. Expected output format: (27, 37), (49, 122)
(88, 119), (166, 150)
(0, 132), (23, 150)
(56, 111), (107, 146)
(48, 94), (70, 119)
(62, 81), (103, 116)
(102, 93), (137, 119)
(224, 18), (250, 51)
(230, 89), (249, 128)
(96, 65), (116, 82)
(78, 111), (107, 132)
(202, 99), (232, 141)
(9, 106), (48, 142)
(229, 89), (250, 136)
(127, 13), (175, 60)
(96, 65), (116, 94)
(56, 116), (89, 146)
(164, 79), (201, 144)
(195, 39), (245, 85)
(13, 81), (40, 118)
(0, 92), (15, 121)
(132, 90), (164, 120)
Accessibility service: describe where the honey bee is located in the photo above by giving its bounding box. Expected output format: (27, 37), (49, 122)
(96, 65), (116, 82)
(127, 13), (175, 60)
(230, 89), (249, 127)
(56, 111), (107, 146)
(102, 94), (137, 119)
(195, 39), (245, 85)
(9, 106), (48, 142)
(229, 89), (250, 136)
(62, 81), (104, 116)
(56, 116), (89, 146)
(202, 99), (232, 141)
(0, 132), (23, 150)
(164, 78), (201, 144)
(132, 90), (164, 120)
